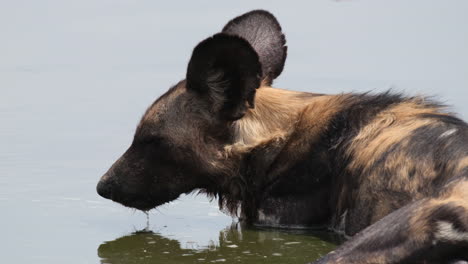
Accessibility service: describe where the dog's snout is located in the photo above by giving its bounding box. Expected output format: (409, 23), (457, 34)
(96, 175), (114, 199)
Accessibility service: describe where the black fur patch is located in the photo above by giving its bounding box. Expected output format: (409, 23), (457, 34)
(327, 91), (407, 154)
(222, 10), (287, 85)
(419, 113), (467, 127)
(186, 33), (262, 121)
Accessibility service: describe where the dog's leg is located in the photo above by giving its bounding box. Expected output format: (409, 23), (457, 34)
(311, 179), (468, 264)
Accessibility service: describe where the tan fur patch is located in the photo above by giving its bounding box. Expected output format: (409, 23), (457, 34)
(232, 87), (313, 146)
(455, 156), (468, 174)
(278, 94), (353, 160)
(231, 86), (350, 150)
(347, 101), (445, 172)
(380, 150), (436, 195)
(443, 179), (468, 201)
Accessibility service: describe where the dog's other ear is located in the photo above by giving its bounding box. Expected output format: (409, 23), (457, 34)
(222, 10), (287, 86)
(186, 33), (262, 121)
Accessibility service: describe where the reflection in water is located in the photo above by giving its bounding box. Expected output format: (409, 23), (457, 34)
(98, 224), (341, 264)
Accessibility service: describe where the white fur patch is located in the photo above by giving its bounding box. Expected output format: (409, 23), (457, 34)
(329, 210), (351, 239)
(257, 210), (281, 225)
(439, 128), (457, 138)
(435, 221), (468, 242)
(255, 210), (312, 229)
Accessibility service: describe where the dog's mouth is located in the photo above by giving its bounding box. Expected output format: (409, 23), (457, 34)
(103, 190), (176, 212)
(114, 197), (159, 211)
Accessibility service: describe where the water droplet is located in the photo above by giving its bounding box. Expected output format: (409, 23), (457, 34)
(284, 241), (301, 245)
(144, 211), (150, 230)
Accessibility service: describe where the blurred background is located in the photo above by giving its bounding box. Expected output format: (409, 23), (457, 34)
(1, 1), (467, 263)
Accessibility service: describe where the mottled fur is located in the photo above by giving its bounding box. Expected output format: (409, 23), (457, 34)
(97, 10), (468, 264)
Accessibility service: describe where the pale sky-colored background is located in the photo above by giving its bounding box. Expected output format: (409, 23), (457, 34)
(0, 1), (467, 263)
(1, 1), (467, 113)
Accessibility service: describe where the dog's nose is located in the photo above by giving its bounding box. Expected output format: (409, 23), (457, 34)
(96, 177), (113, 199)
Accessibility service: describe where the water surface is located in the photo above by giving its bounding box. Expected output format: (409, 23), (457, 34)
(1, 1), (467, 263)
(98, 225), (339, 264)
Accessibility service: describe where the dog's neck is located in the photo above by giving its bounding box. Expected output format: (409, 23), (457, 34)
(232, 86), (319, 146)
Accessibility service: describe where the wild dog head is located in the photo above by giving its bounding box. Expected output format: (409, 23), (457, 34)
(96, 10), (287, 211)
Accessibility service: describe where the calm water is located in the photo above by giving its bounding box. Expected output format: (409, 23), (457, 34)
(1, 1), (467, 264)
(98, 226), (339, 264)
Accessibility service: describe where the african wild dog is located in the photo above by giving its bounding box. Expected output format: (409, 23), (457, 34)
(97, 10), (468, 263)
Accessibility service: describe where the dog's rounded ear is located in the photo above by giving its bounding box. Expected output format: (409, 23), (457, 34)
(186, 33), (262, 121)
(222, 10), (287, 86)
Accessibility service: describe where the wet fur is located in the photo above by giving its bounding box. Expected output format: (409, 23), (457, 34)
(97, 10), (468, 263)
